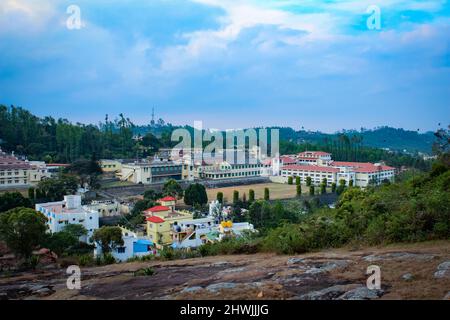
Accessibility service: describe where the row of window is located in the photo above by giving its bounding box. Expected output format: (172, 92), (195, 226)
(0, 179), (26, 184)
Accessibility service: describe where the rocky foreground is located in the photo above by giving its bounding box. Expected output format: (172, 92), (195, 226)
(1, 241), (449, 300)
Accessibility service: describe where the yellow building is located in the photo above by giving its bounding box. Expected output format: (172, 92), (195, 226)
(99, 159), (123, 173)
(144, 196), (193, 246)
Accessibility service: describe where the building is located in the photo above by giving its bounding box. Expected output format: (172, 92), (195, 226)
(280, 152), (395, 187)
(46, 163), (70, 177)
(99, 159), (123, 173)
(296, 151), (332, 165)
(0, 149), (48, 188)
(35, 195), (99, 243)
(120, 159), (182, 184)
(145, 196), (193, 246)
(281, 165), (339, 186)
(94, 227), (155, 262)
(86, 200), (131, 217)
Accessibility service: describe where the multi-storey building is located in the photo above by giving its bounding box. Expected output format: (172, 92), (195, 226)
(144, 196), (193, 246)
(0, 149), (48, 188)
(120, 159), (182, 184)
(280, 151), (395, 187)
(35, 195), (99, 243)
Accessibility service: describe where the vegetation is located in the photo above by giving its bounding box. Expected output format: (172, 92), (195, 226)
(184, 183), (208, 206)
(264, 188), (270, 201)
(0, 208), (48, 260)
(216, 192), (224, 204)
(249, 189), (255, 202)
(162, 179), (183, 199)
(0, 192), (32, 212)
(91, 226), (124, 254)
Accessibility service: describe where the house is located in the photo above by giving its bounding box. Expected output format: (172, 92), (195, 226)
(99, 159), (123, 173)
(94, 227), (155, 262)
(35, 195), (99, 243)
(145, 197), (193, 246)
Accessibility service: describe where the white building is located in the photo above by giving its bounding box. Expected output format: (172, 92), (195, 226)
(94, 227), (154, 262)
(120, 159), (182, 184)
(280, 156), (395, 188)
(35, 195), (99, 243)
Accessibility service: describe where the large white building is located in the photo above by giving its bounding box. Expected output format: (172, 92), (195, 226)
(35, 195), (99, 243)
(280, 151), (395, 187)
(119, 159), (182, 184)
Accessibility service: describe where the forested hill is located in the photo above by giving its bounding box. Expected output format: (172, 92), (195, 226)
(268, 126), (436, 154)
(0, 105), (439, 164)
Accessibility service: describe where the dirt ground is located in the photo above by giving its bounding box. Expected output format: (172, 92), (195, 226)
(204, 183), (299, 203)
(1, 240), (449, 300)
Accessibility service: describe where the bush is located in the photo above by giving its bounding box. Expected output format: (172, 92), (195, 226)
(134, 267), (155, 277)
(78, 254), (95, 267)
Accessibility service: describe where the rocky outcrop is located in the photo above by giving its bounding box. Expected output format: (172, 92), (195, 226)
(434, 261), (450, 278)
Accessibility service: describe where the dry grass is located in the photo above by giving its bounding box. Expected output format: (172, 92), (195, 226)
(205, 182), (299, 203)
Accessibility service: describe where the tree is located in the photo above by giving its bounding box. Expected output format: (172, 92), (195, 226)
(216, 192), (224, 204)
(65, 158), (102, 189)
(296, 184), (302, 197)
(349, 179), (354, 187)
(36, 174), (78, 202)
(143, 189), (161, 201)
(184, 183), (208, 206)
(63, 224), (88, 239)
(44, 231), (78, 256)
(295, 176), (301, 186)
(91, 226), (124, 254)
(331, 183), (337, 193)
(309, 185), (315, 196)
(320, 183), (326, 194)
(28, 187), (35, 201)
(0, 208), (47, 260)
(0, 192), (32, 213)
(163, 179), (183, 199)
(306, 177), (312, 187)
(233, 190), (239, 204)
(322, 178), (327, 186)
(249, 189), (255, 202)
(242, 192), (247, 204)
(288, 176), (293, 185)
(264, 188), (270, 201)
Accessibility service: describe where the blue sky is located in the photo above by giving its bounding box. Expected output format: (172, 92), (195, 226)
(0, 0), (449, 132)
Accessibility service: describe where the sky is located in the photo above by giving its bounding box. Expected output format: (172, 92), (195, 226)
(0, 0), (449, 132)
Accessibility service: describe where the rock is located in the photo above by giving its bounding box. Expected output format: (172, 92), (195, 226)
(298, 285), (349, 300)
(181, 286), (203, 293)
(443, 292), (450, 300)
(257, 291), (263, 298)
(338, 287), (384, 300)
(402, 273), (413, 281)
(221, 267), (245, 273)
(304, 260), (349, 274)
(206, 282), (236, 293)
(287, 258), (305, 265)
(210, 261), (230, 267)
(34, 287), (54, 297)
(363, 252), (435, 262)
(434, 261), (450, 278)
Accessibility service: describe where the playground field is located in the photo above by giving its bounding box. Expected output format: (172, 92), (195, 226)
(205, 182), (299, 203)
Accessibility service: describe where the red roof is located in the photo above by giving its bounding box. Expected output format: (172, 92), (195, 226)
(159, 196), (176, 202)
(279, 156), (297, 163)
(146, 216), (165, 223)
(144, 205), (170, 213)
(331, 161), (395, 173)
(281, 165), (340, 173)
(298, 151), (331, 158)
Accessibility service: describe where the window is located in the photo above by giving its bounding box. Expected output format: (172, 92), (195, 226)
(117, 247), (126, 254)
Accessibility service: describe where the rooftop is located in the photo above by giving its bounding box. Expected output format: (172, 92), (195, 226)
(282, 165), (340, 173)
